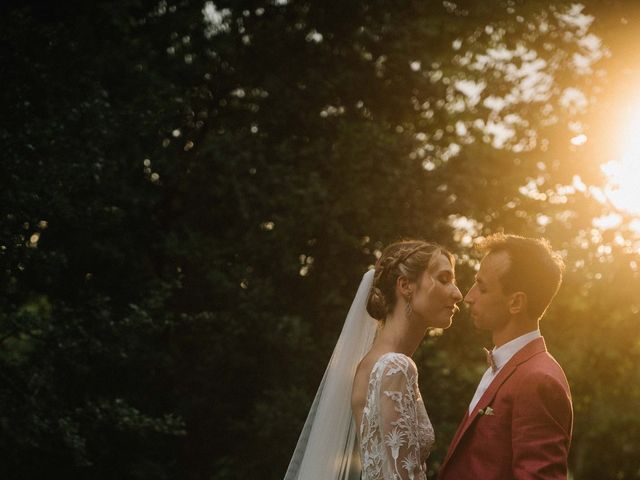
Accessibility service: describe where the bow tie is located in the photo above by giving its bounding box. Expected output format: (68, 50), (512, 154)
(484, 347), (498, 373)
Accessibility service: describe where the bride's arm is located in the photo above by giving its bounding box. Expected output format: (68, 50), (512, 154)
(378, 358), (427, 480)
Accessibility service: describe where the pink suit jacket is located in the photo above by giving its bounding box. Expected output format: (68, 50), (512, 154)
(438, 337), (573, 480)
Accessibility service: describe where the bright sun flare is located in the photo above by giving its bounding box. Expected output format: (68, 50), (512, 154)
(601, 105), (640, 215)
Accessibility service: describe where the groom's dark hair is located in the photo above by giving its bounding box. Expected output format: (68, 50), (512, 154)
(479, 233), (565, 321)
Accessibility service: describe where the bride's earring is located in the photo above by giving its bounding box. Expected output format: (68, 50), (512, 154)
(405, 294), (413, 320)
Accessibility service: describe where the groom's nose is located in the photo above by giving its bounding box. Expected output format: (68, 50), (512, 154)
(464, 287), (475, 305)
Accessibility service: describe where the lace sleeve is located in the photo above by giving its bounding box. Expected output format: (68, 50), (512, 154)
(378, 356), (427, 480)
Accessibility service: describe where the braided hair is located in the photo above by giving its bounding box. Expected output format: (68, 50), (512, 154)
(367, 240), (454, 321)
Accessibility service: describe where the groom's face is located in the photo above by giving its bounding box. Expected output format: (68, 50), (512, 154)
(464, 251), (511, 331)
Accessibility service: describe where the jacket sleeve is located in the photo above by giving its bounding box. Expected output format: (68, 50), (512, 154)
(512, 371), (573, 479)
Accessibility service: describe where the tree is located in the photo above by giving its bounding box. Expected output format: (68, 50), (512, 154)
(1, 1), (638, 478)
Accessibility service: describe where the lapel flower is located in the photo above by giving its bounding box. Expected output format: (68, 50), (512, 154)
(478, 406), (495, 416)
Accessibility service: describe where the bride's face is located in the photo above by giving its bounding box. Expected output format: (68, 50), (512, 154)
(409, 254), (463, 329)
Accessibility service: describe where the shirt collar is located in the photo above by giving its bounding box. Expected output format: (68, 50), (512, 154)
(492, 329), (541, 371)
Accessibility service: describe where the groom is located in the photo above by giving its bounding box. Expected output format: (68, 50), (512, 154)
(439, 234), (573, 480)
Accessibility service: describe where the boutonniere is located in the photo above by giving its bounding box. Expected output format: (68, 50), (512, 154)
(478, 406), (495, 416)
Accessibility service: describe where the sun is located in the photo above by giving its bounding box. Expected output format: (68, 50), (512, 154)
(602, 154), (640, 214)
(601, 105), (640, 215)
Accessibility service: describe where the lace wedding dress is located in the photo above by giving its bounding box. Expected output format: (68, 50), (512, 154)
(284, 271), (433, 480)
(359, 352), (435, 480)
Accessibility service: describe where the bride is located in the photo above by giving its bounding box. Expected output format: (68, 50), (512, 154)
(284, 240), (463, 480)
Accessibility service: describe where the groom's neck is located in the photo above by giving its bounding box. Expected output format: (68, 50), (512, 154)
(492, 317), (539, 348)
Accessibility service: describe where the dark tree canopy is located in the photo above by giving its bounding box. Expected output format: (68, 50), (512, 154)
(1, 1), (639, 479)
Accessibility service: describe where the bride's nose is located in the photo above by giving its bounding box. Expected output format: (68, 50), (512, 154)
(452, 285), (463, 303)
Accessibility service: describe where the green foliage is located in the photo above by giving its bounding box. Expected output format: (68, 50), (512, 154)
(1, 0), (639, 479)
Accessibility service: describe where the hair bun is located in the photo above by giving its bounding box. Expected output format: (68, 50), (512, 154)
(367, 286), (388, 320)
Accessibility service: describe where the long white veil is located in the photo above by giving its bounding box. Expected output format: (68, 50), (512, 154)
(284, 269), (378, 480)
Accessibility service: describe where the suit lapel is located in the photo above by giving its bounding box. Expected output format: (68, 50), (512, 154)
(441, 410), (469, 466)
(440, 337), (548, 470)
(471, 338), (546, 415)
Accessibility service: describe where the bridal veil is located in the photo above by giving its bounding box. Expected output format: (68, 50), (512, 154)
(284, 269), (378, 480)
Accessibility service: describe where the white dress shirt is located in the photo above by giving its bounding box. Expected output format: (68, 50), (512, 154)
(468, 329), (542, 413)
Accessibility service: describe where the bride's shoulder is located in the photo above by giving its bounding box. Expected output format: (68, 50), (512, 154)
(354, 352), (417, 385)
(366, 352), (418, 380)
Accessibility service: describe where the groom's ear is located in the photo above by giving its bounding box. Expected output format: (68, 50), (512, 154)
(508, 291), (527, 315)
